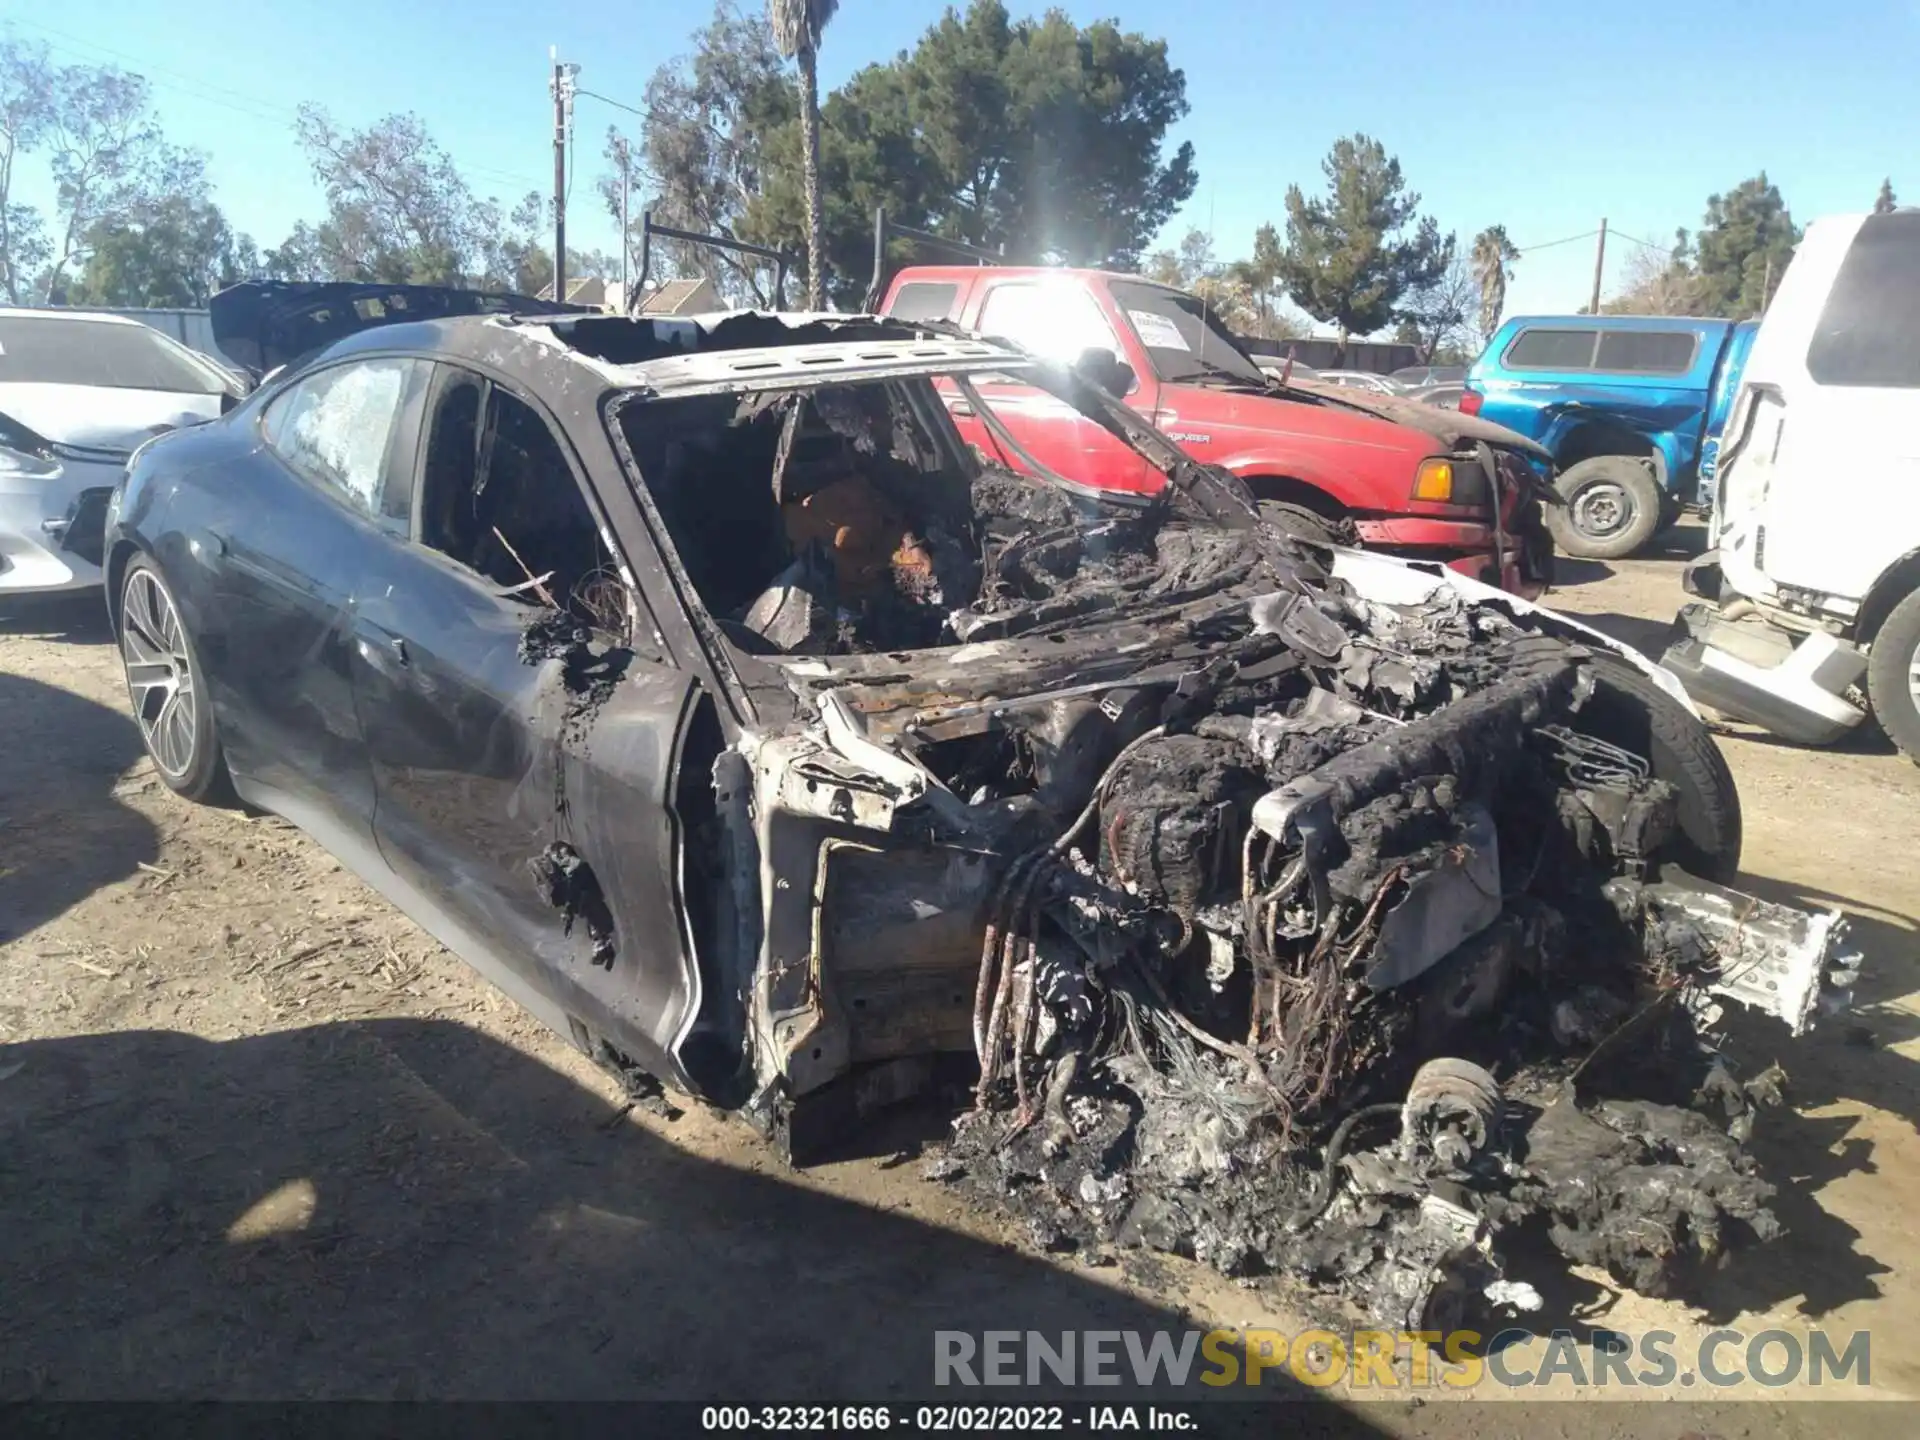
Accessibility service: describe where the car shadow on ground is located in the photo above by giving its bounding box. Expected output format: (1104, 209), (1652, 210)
(0, 672), (158, 948)
(1646, 525), (1711, 562)
(0, 593), (113, 645)
(1546, 558), (1617, 589)
(1731, 870), (1920, 1107)
(1550, 608), (1674, 659)
(0, 1017), (1391, 1424)
(1713, 718), (1899, 759)
(1551, 525), (1706, 578)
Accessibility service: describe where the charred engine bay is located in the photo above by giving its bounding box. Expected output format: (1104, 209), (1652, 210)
(627, 379), (1860, 1330)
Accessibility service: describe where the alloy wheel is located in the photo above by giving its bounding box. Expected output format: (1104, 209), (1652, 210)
(120, 568), (199, 779)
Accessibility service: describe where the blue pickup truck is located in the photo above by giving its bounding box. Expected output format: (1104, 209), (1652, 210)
(1463, 315), (1757, 559)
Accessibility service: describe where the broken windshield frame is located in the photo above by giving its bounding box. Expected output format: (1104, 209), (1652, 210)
(599, 356), (1245, 699)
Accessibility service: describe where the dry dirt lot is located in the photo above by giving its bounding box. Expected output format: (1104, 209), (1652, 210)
(2, 529), (1917, 1433)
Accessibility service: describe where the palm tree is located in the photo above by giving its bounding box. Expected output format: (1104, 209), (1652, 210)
(1470, 225), (1521, 341)
(769, 0), (839, 309)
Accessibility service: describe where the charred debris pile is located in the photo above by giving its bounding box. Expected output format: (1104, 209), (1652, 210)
(630, 378), (1861, 1329)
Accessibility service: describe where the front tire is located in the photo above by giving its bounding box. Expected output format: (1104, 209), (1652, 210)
(1866, 588), (1920, 765)
(118, 555), (232, 803)
(1547, 456), (1664, 560)
(1579, 655), (1743, 881)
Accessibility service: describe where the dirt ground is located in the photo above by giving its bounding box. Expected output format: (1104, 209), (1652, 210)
(3, 529), (1918, 1432)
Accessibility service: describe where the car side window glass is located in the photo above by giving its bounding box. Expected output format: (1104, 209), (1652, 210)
(1807, 212), (1920, 388)
(976, 283), (1119, 367)
(378, 361), (434, 531)
(415, 374), (620, 625)
(262, 358), (420, 516)
(417, 369), (487, 550)
(888, 281), (960, 323)
(1594, 329), (1697, 374)
(1504, 328), (1598, 370)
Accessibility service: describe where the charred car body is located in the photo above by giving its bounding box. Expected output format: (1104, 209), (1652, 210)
(107, 299), (1859, 1328)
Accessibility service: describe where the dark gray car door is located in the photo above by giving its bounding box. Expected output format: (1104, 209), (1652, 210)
(199, 355), (428, 855)
(347, 363), (713, 1088)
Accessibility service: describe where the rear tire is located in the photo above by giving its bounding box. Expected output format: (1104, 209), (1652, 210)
(1547, 456), (1664, 560)
(1578, 655), (1743, 881)
(1866, 587), (1920, 765)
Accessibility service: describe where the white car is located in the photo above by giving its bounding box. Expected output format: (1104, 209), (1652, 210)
(1313, 368), (1405, 395)
(1664, 209), (1920, 759)
(0, 308), (241, 598)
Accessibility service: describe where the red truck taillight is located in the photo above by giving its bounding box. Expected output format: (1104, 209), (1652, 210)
(1458, 386), (1484, 417)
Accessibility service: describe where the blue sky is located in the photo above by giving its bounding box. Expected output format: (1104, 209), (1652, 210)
(4, 0), (1913, 325)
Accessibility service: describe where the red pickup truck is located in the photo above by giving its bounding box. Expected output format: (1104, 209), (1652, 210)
(877, 265), (1554, 598)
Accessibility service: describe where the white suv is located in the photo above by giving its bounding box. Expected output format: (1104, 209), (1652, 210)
(1664, 210), (1920, 759)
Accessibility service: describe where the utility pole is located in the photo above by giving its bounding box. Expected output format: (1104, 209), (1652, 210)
(549, 49), (578, 302)
(617, 136), (631, 303)
(1589, 217), (1608, 315)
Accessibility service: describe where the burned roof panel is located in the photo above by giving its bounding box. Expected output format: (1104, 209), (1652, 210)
(541, 309), (963, 368)
(614, 338), (1028, 396)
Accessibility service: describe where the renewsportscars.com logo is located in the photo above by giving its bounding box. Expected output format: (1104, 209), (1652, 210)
(933, 1328), (1873, 1392)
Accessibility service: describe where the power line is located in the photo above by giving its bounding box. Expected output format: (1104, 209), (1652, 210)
(1512, 227), (1673, 258)
(9, 20), (297, 124)
(39, 45), (289, 125)
(466, 163), (553, 193)
(1515, 229), (1599, 255)
(576, 87), (646, 119)
(8, 18), (548, 194)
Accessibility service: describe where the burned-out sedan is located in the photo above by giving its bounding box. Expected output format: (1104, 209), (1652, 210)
(107, 295), (1859, 1327)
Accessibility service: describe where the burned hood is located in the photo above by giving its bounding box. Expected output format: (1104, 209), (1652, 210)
(763, 592), (1261, 739)
(755, 541), (1697, 742)
(209, 280), (592, 377)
